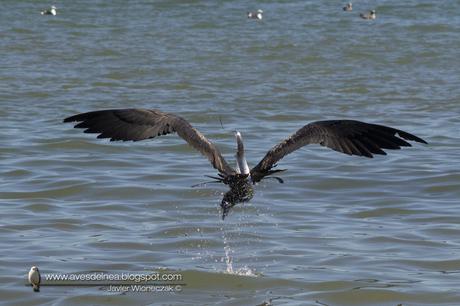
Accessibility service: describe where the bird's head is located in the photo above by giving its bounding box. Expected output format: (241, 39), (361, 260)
(220, 178), (254, 219)
(220, 199), (234, 220)
(30, 266), (39, 272)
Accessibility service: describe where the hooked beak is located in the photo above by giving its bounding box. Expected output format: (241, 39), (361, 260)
(220, 200), (233, 220)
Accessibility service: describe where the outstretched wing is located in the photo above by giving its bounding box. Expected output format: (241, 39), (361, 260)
(64, 108), (236, 176)
(250, 120), (427, 183)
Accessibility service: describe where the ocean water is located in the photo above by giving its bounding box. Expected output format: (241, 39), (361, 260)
(1, 0), (460, 305)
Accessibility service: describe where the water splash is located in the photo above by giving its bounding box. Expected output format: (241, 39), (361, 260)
(224, 244), (234, 274)
(222, 230), (257, 276)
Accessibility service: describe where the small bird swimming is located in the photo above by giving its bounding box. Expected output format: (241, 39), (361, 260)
(343, 3), (352, 11)
(360, 10), (376, 20)
(28, 266), (41, 292)
(41, 5), (57, 16)
(64, 108), (427, 220)
(247, 9), (263, 20)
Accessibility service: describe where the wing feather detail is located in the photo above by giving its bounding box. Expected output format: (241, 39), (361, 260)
(64, 109), (235, 175)
(250, 120), (427, 183)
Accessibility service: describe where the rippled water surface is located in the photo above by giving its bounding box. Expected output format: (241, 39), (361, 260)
(1, 0), (460, 305)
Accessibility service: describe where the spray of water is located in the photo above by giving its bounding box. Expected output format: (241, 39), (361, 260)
(221, 226), (257, 276)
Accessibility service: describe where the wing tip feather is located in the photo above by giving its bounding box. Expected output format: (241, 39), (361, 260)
(397, 131), (428, 144)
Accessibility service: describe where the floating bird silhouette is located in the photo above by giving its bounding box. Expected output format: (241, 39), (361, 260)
(343, 3), (352, 11)
(41, 5), (57, 16)
(64, 109), (427, 219)
(28, 266), (41, 292)
(247, 9), (263, 20)
(360, 10), (376, 20)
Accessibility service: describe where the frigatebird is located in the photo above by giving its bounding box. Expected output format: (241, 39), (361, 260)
(64, 108), (427, 219)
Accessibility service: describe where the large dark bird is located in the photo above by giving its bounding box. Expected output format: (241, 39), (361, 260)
(64, 109), (427, 219)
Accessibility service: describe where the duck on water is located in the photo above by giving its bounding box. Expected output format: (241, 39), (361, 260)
(41, 5), (57, 16)
(343, 3), (352, 11)
(360, 10), (376, 20)
(64, 109), (427, 219)
(247, 9), (263, 20)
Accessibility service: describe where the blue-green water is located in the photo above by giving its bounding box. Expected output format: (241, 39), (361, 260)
(1, 1), (460, 305)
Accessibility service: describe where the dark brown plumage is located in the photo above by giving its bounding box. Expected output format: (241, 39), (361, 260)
(64, 109), (235, 176)
(249, 120), (427, 182)
(64, 109), (427, 181)
(64, 108), (427, 219)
